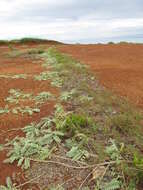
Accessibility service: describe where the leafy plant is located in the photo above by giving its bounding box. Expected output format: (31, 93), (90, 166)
(109, 113), (135, 134)
(5, 89), (32, 104)
(34, 71), (63, 87)
(49, 185), (64, 190)
(133, 153), (143, 168)
(27, 48), (44, 55)
(0, 74), (27, 79)
(66, 146), (89, 161)
(0, 105), (9, 114)
(102, 178), (121, 190)
(0, 177), (18, 190)
(61, 113), (95, 136)
(12, 106), (40, 115)
(34, 91), (54, 104)
(105, 139), (123, 163)
(60, 89), (76, 101)
(34, 71), (51, 81)
(4, 122), (64, 170)
(11, 74), (27, 79)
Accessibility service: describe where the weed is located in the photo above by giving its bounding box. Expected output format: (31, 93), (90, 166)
(27, 49), (44, 55)
(34, 71), (51, 81)
(60, 89), (76, 101)
(5, 89), (32, 104)
(66, 146), (89, 161)
(3, 123), (64, 170)
(0, 177), (18, 190)
(12, 106), (40, 116)
(101, 178), (121, 190)
(11, 74), (27, 79)
(61, 114), (89, 135)
(0, 105), (9, 114)
(34, 92), (54, 104)
(34, 71), (63, 87)
(0, 74), (27, 79)
(109, 112), (137, 134)
(105, 139), (123, 163)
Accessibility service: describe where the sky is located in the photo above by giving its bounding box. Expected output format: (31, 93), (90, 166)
(0, 0), (143, 43)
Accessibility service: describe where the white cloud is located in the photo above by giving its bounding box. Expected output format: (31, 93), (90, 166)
(0, 0), (143, 42)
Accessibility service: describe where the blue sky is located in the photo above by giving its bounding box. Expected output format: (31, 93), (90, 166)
(0, 0), (143, 43)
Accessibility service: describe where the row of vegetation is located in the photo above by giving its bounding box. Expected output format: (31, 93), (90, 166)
(0, 47), (143, 189)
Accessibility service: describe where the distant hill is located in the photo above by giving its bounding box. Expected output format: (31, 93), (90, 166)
(0, 38), (63, 45)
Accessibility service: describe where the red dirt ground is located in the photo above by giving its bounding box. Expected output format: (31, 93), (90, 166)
(1, 42), (143, 188)
(0, 45), (58, 186)
(58, 43), (143, 109)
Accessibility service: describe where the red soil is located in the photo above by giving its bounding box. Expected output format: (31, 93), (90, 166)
(0, 45), (58, 186)
(58, 44), (143, 108)
(1, 42), (143, 187)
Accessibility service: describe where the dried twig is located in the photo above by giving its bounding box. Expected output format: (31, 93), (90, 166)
(16, 173), (45, 188)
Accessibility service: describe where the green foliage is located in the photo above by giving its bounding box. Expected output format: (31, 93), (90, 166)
(34, 71), (63, 87)
(127, 180), (136, 190)
(133, 153), (143, 167)
(6, 89), (54, 106)
(8, 44), (14, 51)
(49, 185), (64, 190)
(4, 126), (64, 169)
(0, 74), (27, 79)
(66, 146), (89, 161)
(22, 123), (40, 138)
(78, 94), (93, 103)
(61, 113), (96, 137)
(5, 89), (32, 104)
(12, 106), (40, 115)
(52, 104), (94, 136)
(108, 42), (115, 45)
(27, 48), (44, 55)
(62, 114), (88, 135)
(0, 105), (9, 114)
(109, 113), (136, 133)
(0, 144), (4, 151)
(53, 104), (69, 130)
(34, 71), (51, 81)
(105, 139), (123, 163)
(34, 91), (54, 104)
(11, 74), (27, 79)
(60, 89), (76, 101)
(0, 177), (18, 190)
(102, 178), (121, 190)
(16, 38), (61, 44)
(0, 40), (9, 45)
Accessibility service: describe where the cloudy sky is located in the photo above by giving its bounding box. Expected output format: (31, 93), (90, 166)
(0, 0), (143, 43)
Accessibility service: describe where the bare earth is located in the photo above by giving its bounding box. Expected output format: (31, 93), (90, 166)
(58, 43), (143, 108)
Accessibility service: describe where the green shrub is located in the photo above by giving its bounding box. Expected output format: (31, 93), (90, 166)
(62, 114), (94, 136)
(27, 49), (45, 55)
(108, 41), (115, 44)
